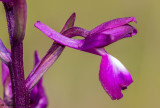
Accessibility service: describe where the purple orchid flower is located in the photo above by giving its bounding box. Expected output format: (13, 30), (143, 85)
(1, 51), (48, 108)
(30, 51), (48, 108)
(1, 62), (12, 105)
(34, 17), (137, 100)
(0, 0), (138, 105)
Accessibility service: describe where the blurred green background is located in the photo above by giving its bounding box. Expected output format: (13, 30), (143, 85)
(0, 0), (159, 108)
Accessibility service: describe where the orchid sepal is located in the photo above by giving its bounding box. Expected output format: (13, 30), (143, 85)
(26, 13), (77, 90)
(90, 17), (137, 35)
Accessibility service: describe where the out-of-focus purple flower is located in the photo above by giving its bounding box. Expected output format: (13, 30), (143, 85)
(30, 51), (48, 108)
(34, 16), (137, 100)
(1, 51), (48, 107)
(1, 62), (12, 105)
(0, 39), (11, 65)
(30, 78), (48, 108)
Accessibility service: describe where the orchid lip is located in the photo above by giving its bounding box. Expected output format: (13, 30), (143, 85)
(99, 54), (133, 100)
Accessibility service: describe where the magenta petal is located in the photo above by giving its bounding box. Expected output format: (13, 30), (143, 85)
(101, 24), (137, 38)
(81, 33), (111, 49)
(99, 54), (133, 100)
(90, 17), (137, 34)
(81, 25), (137, 49)
(35, 21), (84, 49)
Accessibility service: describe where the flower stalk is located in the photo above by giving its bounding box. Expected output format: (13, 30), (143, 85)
(3, 0), (29, 107)
(9, 41), (26, 107)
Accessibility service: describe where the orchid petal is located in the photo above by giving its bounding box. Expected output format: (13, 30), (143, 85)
(35, 21), (84, 49)
(99, 54), (133, 100)
(90, 17), (137, 35)
(81, 25), (137, 49)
